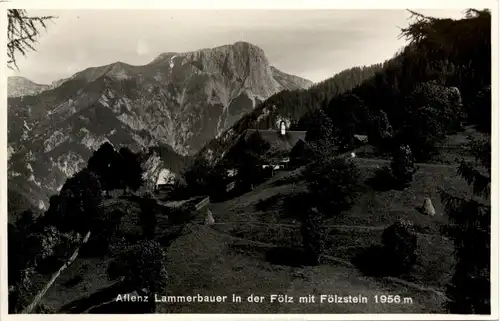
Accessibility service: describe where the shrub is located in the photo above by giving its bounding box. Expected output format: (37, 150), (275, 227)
(390, 144), (417, 189)
(139, 193), (158, 239)
(381, 219), (418, 274)
(87, 142), (124, 194)
(118, 147), (145, 191)
(304, 156), (361, 215)
(182, 156), (212, 196)
(9, 267), (36, 313)
(300, 207), (325, 265)
(168, 204), (195, 225)
(46, 168), (103, 233)
(368, 110), (394, 152)
(107, 240), (168, 301)
(366, 165), (395, 191)
(82, 207), (127, 256)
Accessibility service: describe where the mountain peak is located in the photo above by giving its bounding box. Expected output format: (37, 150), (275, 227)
(149, 41), (266, 65)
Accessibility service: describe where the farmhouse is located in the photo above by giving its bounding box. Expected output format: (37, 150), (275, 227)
(221, 121), (306, 193)
(241, 121), (306, 169)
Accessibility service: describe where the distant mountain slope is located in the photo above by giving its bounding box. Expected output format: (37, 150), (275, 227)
(7, 76), (50, 97)
(7, 41), (312, 212)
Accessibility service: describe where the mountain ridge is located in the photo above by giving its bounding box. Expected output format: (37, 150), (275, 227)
(8, 41), (312, 213)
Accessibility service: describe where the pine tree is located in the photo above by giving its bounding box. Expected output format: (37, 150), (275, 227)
(304, 108), (334, 143)
(390, 144), (417, 188)
(118, 147), (145, 192)
(440, 137), (490, 314)
(87, 142), (123, 195)
(7, 9), (57, 70)
(139, 193), (158, 239)
(300, 207), (325, 265)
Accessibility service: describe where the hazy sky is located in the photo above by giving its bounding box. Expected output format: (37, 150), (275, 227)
(8, 9), (467, 84)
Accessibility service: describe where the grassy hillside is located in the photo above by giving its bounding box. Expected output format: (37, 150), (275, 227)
(26, 128), (482, 314)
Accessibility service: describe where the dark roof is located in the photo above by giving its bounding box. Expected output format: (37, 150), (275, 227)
(242, 129), (306, 152)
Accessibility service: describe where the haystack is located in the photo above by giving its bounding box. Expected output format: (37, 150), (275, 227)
(421, 197), (436, 216)
(204, 209), (215, 225)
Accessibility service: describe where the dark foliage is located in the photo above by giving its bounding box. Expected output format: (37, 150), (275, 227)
(352, 245), (394, 277)
(118, 147), (145, 191)
(390, 144), (417, 189)
(87, 142), (124, 193)
(365, 166), (395, 192)
(139, 193), (159, 239)
(300, 207), (325, 265)
(471, 85), (491, 132)
(368, 110), (393, 150)
(304, 156), (362, 215)
(353, 219), (418, 277)
(7, 9), (56, 70)
(304, 108), (335, 143)
(327, 93), (371, 149)
(44, 168), (103, 234)
(393, 104), (447, 162)
(289, 139), (308, 168)
(107, 239), (168, 295)
(381, 219), (418, 274)
(281, 192), (313, 220)
(440, 137), (490, 314)
(182, 156), (213, 196)
(81, 208), (127, 257)
(9, 267), (36, 313)
(167, 204), (196, 225)
(204, 163), (230, 201)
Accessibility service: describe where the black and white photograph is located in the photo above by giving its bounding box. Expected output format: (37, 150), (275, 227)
(3, 1), (495, 316)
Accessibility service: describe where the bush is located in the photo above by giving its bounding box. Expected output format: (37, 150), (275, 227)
(139, 193), (158, 239)
(381, 219), (418, 274)
(182, 157), (212, 197)
(107, 239), (168, 297)
(82, 208), (127, 257)
(282, 192), (312, 220)
(390, 144), (417, 189)
(45, 168), (103, 233)
(9, 267), (36, 313)
(304, 156), (361, 214)
(300, 207), (325, 265)
(366, 166), (395, 191)
(168, 204), (195, 225)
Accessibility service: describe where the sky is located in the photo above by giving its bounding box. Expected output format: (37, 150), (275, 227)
(8, 9), (467, 84)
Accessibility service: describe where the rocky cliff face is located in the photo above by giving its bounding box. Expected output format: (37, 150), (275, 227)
(7, 41), (312, 213)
